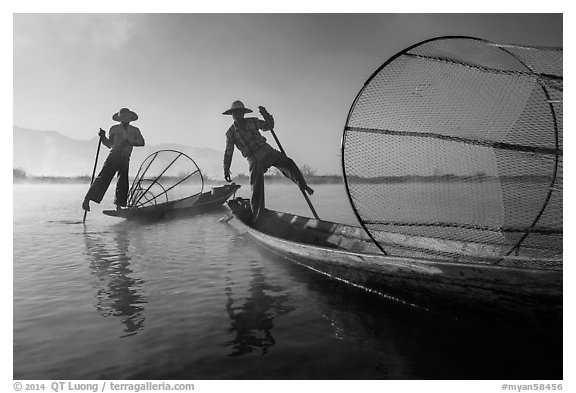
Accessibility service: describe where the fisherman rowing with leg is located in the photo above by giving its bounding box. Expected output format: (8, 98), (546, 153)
(222, 100), (314, 224)
(82, 108), (145, 212)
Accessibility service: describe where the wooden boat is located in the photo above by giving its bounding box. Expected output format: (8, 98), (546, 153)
(104, 183), (240, 220)
(102, 150), (241, 220)
(225, 198), (562, 323)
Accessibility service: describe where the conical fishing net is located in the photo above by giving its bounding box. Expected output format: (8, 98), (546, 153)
(342, 37), (562, 263)
(127, 150), (204, 208)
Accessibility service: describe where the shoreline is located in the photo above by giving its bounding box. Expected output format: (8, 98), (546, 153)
(12, 175), (344, 185)
(13, 174), (552, 185)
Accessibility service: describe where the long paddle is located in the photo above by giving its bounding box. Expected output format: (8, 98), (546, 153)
(83, 132), (103, 223)
(269, 128), (320, 220)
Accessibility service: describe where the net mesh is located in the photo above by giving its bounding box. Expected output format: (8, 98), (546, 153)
(127, 150), (204, 208)
(342, 37), (562, 263)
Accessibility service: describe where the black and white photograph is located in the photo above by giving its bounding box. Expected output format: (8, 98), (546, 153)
(12, 10), (564, 386)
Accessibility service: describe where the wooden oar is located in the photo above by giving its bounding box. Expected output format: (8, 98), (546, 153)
(269, 129), (320, 220)
(83, 134), (102, 224)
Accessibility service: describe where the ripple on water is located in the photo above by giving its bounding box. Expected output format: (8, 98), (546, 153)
(13, 184), (563, 379)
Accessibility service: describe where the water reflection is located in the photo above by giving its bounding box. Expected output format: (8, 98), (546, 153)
(255, 245), (563, 379)
(224, 260), (295, 357)
(83, 225), (146, 337)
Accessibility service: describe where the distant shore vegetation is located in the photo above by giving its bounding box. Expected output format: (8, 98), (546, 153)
(14, 167), (551, 185)
(12, 167), (344, 184)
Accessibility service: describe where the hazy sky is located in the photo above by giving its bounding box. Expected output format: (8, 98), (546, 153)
(13, 13), (562, 174)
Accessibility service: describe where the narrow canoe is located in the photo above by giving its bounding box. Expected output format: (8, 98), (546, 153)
(104, 183), (241, 220)
(225, 198), (562, 323)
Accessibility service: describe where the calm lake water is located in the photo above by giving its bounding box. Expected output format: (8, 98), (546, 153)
(13, 183), (562, 380)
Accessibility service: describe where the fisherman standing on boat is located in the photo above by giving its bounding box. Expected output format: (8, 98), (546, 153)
(82, 108), (145, 212)
(222, 100), (314, 223)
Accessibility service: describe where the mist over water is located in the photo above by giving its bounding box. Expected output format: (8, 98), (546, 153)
(13, 183), (561, 379)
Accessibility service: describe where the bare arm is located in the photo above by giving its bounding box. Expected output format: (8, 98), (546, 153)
(99, 128), (113, 149)
(130, 128), (145, 147)
(223, 130), (235, 181)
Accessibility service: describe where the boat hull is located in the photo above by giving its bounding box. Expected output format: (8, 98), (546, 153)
(103, 184), (240, 220)
(226, 198), (562, 323)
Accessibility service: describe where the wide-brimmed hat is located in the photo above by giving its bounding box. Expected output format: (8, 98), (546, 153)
(222, 100), (253, 115)
(112, 108), (138, 123)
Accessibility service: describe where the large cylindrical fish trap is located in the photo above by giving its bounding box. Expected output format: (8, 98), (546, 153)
(342, 36), (562, 262)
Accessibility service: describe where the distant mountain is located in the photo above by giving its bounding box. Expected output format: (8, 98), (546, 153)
(13, 126), (248, 178)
